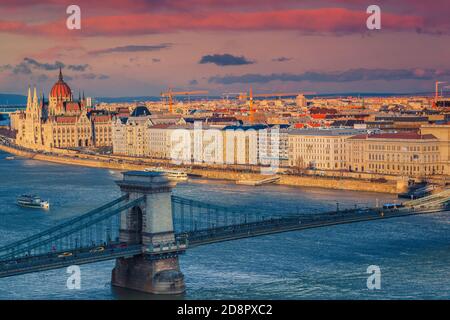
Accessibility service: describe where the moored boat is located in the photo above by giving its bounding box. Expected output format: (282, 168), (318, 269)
(144, 167), (188, 181)
(17, 195), (50, 210)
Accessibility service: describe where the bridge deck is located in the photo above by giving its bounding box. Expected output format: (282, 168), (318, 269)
(0, 189), (448, 279)
(184, 206), (445, 247)
(0, 245), (142, 278)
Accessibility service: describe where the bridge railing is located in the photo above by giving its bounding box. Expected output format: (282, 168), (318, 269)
(171, 195), (289, 234)
(0, 195), (129, 254)
(171, 195), (384, 236)
(0, 195), (145, 262)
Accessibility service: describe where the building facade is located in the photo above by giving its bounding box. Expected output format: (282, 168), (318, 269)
(347, 132), (442, 177)
(420, 125), (450, 175)
(288, 128), (365, 170)
(12, 70), (113, 151)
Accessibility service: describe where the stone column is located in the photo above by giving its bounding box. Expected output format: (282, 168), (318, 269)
(111, 171), (185, 294)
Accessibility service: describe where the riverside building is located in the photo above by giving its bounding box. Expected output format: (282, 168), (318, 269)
(11, 69), (113, 151)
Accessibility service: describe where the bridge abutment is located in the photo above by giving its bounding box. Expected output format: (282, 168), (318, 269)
(112, 171), (185, 295)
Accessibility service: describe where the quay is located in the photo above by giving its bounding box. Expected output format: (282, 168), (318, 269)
(0, 141), (404, 194)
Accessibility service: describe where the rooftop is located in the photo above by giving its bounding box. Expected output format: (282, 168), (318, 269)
(289, 128), (367, 136)
(349, 132), (437, 140)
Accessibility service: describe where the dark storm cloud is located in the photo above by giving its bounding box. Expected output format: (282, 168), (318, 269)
(199, 54), (254, 66)
(209, 68), (450, 84)
(88, 44), (172, 56)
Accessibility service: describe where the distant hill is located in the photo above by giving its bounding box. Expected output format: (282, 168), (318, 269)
(94, 92), (437, 103)
(1, 92), (436, 106)
(0, 94), (27, 105)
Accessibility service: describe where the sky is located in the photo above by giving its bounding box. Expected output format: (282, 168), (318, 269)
(0, 0), (449, 97)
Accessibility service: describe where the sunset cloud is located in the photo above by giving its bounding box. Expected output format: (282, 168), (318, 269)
(0, 1), (448, 95)
(88, 44), (173, 56)
(199, 54), (254, 66)
(272, 57), (292, 62)
(0, 7), (445, 38)
(209, 68), (450, 84)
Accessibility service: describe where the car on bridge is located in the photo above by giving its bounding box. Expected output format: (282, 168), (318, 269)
(89, 246), (105, 253)
(57, 252), (73, 258)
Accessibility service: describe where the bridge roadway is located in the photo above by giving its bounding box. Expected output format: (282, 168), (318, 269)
(0, 196), (446, 279)
(0, 243), (142, 278)
(184, 206), (445, 247)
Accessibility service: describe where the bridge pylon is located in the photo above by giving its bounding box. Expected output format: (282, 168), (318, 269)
(112, 171), (185, 295)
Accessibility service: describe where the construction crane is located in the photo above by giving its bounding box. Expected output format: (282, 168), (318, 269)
(435, 81), (447, 102)
(223, 89), (316, 122)
(161, 89), (209, 113)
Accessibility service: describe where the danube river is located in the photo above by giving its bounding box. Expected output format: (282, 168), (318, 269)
(0, 150), (449, 299)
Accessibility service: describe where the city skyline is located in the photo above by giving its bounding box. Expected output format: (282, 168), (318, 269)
(0, 0), (449, 96)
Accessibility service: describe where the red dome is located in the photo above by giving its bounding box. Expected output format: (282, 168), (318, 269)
(50, 69), (72, 99)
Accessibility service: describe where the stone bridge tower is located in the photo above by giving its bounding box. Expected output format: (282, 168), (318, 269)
(111, 171), (185, 294)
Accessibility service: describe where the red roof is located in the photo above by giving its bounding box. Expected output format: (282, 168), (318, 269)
(93, 115), (111, 123)
(311, 114), (327, 119)
(65, 102), (81, 112)
(55, 116), (77, 124)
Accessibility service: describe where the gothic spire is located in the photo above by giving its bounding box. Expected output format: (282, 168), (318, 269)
(59, 67), (63, 81)
(27, 87), (31, 107)
(33, 87), (38, 106)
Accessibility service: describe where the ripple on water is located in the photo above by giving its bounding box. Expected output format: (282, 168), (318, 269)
(0, 151), (449, 299)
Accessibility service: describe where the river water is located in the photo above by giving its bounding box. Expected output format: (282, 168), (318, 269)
(0, 149), (449, 300)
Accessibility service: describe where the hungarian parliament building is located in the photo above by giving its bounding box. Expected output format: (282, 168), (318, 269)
(11, 69), (113, 151)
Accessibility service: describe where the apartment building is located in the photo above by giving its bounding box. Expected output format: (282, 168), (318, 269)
(420, 125), (450, 175)
(288, 128), (366, 170)
(347, 132), (442, 177)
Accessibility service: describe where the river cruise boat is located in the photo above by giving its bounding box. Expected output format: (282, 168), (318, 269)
(17, 195), (50, 210)
(144, 168), (188, 181)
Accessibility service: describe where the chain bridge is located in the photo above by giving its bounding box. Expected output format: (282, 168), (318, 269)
(0, 171), (448, 294)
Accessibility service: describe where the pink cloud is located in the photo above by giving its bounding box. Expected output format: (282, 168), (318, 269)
(0, 8), (432, 38)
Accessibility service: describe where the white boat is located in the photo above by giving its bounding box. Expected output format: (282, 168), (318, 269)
(144, 167), (188, 181)
(5, 156), (15, 160)
(17, 195), (50, 210)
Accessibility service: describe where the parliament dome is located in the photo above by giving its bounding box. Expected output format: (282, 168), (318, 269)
(50, 68), (72, 99)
